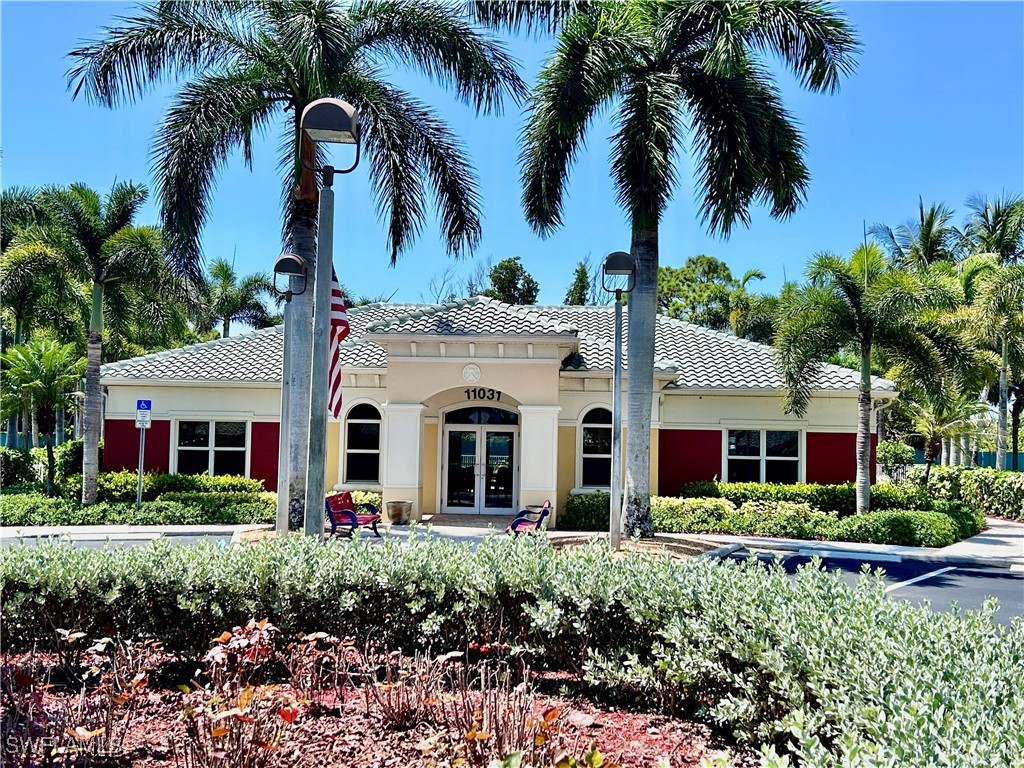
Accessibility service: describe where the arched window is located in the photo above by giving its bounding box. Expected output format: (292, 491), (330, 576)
(579, 407), (612, 488)
(345, 403), (381, 483)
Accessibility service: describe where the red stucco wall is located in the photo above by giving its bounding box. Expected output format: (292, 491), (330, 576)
(249, 422), (280, 491)
(805, 432), (876, 484)
(658, 429), (723, 495)
(103, 419), (171, 473)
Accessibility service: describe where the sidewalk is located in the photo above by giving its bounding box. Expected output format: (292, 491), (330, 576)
(664, 516), (1024, 568)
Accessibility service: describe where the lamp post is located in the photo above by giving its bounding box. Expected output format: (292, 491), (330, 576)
(298, 98), (360, 538)
(272, 253), (307, 533)
(602, 251), (635, 552)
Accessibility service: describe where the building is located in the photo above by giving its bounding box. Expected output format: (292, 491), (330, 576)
(100, 297), (895, 525)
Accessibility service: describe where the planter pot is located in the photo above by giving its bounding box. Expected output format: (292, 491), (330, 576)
(386, 500), (414, 525)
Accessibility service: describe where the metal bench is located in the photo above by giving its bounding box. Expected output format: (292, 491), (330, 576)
(505, 500), (551, 535)
(325, 491), (381, 537)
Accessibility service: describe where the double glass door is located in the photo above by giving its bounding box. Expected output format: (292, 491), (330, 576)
(443, 427), (517, 514)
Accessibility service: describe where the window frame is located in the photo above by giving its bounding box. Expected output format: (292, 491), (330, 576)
(721, 427), (804, 484)
(576, 406), (614, 489)
(172, 419), (251, 477)
(342, 401), (382, 486)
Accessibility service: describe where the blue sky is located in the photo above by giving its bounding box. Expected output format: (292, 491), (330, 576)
(2, 1), (1022, 304)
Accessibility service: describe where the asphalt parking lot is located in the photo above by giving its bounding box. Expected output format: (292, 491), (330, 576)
(734, 551), (1024, 625)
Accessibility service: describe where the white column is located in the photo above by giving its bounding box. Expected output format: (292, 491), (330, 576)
(381, 403), (425, 518)
(518, 405), (561, 521)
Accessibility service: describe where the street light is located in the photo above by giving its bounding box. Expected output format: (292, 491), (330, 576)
(273, 253), (307, 300)
(602, 250), (635, 551)
(299, 98), (360, 539)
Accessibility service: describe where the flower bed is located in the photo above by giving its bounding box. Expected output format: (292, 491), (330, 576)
(1, 536), (1020, 768)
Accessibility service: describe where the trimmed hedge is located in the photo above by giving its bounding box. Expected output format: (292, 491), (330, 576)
(908, 465), (1024, 521)
(0, 495), (206, 526)
(677, 481), (932, 514)
(1, 536), (1020, 768)
(58, 471), (265, 502)
(563, 492), (983, 547)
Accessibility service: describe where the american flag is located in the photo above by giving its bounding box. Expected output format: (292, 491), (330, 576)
(328, 267), (350, 419)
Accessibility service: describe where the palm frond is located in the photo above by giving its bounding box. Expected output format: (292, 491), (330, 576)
(102, 181), (149, 237)
(467, 0), (590, 36)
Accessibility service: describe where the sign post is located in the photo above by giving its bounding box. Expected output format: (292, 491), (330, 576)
(135, 400), (152, 510)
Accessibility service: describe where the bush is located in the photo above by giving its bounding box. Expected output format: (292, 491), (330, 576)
(59, 471), (266, 502)
(1, 537), (1020, 768)
(0, 494), (208, 526)
(908, 465), (1024, 521)
(678, 481), (933, 515)
(50, 438), (102, 483)
(560, 492), (610, 530)
(160, 492), (276, 524)
(651, 497), (735, 533)
(727, 501), (836, 539)
(829, 509), (957, 547)
(876, 440), (915, 482)
(0, 447), (35, 487)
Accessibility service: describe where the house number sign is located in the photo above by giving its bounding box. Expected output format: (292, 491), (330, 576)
(465, 388), (502, 401)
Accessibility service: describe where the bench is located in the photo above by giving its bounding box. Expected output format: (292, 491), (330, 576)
(505, 500), (551, 535)
(325, 492), (381, 537)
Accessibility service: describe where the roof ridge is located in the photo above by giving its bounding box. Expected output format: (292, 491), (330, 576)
(363, 297), (475, 333)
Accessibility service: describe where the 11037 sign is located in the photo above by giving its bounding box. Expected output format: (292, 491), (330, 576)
(464, 388), (501, 401)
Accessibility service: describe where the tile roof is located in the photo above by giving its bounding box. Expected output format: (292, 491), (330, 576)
(101, 298), (894, 393)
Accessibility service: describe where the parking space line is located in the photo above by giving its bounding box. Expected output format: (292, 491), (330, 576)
(885, 566), (957, 593)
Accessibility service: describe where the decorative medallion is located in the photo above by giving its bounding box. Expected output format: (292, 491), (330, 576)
(462, 364), (481, 383)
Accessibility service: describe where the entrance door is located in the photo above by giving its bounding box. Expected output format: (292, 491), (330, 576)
(442, 407), (518, 514)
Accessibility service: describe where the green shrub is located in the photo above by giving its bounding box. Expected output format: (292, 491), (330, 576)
(908, 465), (1024, 521)
(1, 537), (1020, 768)
(829, 509), (957, 547)
(59, 471), (266, 502)
(349, 490), (383, 510)
(160, 491), (276, 524)
(50, 438), (102, 483)
(678, 481), (933, 515)
(651, 497), (735, 533)
(560, 492), (610, 530)
(0, 447), (35, 487)
(0, 493), (79, 526)
(727, 501), (837, 539)
(877, 440), (915, 481)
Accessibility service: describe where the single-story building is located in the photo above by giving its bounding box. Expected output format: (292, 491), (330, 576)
(100, 296), (895, 525)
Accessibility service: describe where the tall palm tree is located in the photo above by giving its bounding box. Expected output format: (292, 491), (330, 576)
(69, 0), (524, 529)
(508, 0), (859, 535)
(970, 265), (1024, 469)
(19, 182), (165, 504)
(775, 244), (964, 512)
(900, 390), (988, 484)
(1, 341), (85, 496)
(196, 258), (275, 337)
(963, 193), (1024, 266)
(869, 198), (960, 271)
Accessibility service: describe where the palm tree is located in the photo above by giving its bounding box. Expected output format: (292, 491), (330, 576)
(901, 390), (988, 484)
(509, 0), (859, 535)
(775, 244), (964, 513)
(726, 269), (766, 340)
(1, 341), (85, 496)
(963, 193), (1024, 266)
(20, 182), (164, 504)
(869, 198), (960, 271)
(196, 258), (275, 337)
(69, 0), (524, 529)
(970, 265), (1024, 469)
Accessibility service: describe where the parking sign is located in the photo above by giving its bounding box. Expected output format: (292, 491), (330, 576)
(135, 400), (152, 429)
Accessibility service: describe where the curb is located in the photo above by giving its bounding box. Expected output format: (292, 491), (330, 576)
(734, 539), (1020, 570)
(702, 542), (745, 559)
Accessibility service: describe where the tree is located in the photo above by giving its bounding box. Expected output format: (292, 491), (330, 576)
(69, 0), (524, 529)
(901, 391), (988, 484)
(658, 255), (736, 328)
(869, 198), (960, 271)
(483, 257), (540, 304)
(1, 341), (85, 496)
(775, 244), (963, 513)
(517, 1), (859, 536)
(21, 182), (165, 504)
(970, 265), (1024, 469)
(196, 258), (275, 337)
(564, 261), (590, 305)
(963, 193), (1024, 266)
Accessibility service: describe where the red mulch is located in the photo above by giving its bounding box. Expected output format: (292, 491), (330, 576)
(2, 654), (755, 768)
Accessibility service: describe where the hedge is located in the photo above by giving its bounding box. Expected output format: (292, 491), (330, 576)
(0, 447), (35, 487)
(563, 492), (983, 547)
(908, 465), (1024, 521)
(1, 536), (1020, 768)
(58, 470), (265, 502)
(677, 481), (932, 514)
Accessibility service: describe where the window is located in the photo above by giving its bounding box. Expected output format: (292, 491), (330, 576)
(726, 429), (800, 484)
(580, 408), (612, 488)
(176, 420), (248, 476)
(345, 403), (381, 483)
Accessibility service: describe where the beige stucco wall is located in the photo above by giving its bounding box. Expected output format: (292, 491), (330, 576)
(556, 426), (576, 525)
(326, 421), (340, 489)
(104, 383), (281, 420)
(660, 392), (874, 431)
(387, 357), (562, 407)
(422, 421), (438, 515)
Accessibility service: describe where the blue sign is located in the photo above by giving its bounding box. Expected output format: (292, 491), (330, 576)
(136, 400), (151, 410)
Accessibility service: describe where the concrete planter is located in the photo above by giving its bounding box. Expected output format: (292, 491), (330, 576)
(386, 500), (414, 525)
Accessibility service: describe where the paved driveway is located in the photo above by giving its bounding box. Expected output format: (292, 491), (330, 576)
(734, 552), (1024, 625)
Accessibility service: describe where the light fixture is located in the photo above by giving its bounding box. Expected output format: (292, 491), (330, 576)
(300, 99), (359, 144)
(602, 250), (636, 292)
(273, 252), (307, 300)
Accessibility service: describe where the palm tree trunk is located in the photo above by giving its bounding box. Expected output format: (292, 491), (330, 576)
(951, 438), (961, 466)
(55, 406), (65, 445)
(1012, 392), (1022, 471)
(923, 438), (937, 485)
(856, 343), (872, 513)
(623, 223), (657, 538)
(30, 411), (39, 448)
(223, 318), (230, 338)
(45, 435), (56, 497)
(5, 317), (23, 448)
(997, 334), (1008, 470)
(940, 437), (950, 466)
(82, 282), (103, 505)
